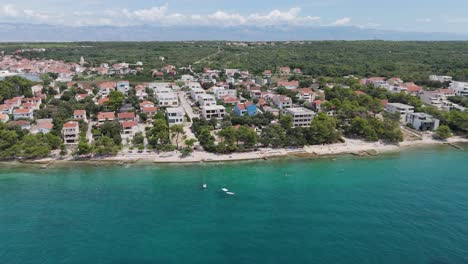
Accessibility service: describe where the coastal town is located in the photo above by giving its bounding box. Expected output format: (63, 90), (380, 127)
(0, 50), (466, 162)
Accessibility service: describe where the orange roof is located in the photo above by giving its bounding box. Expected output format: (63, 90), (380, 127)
(122, 121), (138, 128)
(118, 112), (136, 119)
(380, 99), (389, 107)
(99, 82), (116, 89)
(74, 110), (86, 116)
(278, 80), (299, 87)
(142, 107), (158, 113)
(63, 121), (79, 128)
(98, 97), (109, 105)
(355, 90), (367, 96)
(13, 108), (31, 114)
(97, 112), (115, 120)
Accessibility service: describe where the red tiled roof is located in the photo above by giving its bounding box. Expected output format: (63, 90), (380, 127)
(142, 107), (158, 113)
(97, 112), (115, 120)
(118, 112), (136, 119)
(74, 110), (86, 116)
(277, 80), (299, 87)
(98, 97), (109, 105)
(122, 121), (138, 128)
(355, 90), (367, 96)
(13, 108), (31, 114)
(63, 121), (79, 128)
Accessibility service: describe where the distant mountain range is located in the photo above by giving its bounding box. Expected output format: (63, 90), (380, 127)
(0, 23), (467, 41)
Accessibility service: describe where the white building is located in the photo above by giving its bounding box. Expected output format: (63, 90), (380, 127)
(284, 107), (315, 127)
(191, 88), (206, 101)
(13, 108), (33, 120)
(429, 75), (453, 83)
(154, 87), (173, 96)
(157, 92), (179, 107)
(117, 81), (130, 94)
(188, 81), (202, 90)
(201, 105), (226, 120)
(385, 103), (415, 120)
(449, 81), (468, 97)
(149, 82), (171, 90)
(166, 107), (185, 126)
(198, 94), (217, 107)
(405, 113), (440, 131)
(212, 87), (237, 99)
(62, 121), (80, 145)
(273, 95), (292, 109)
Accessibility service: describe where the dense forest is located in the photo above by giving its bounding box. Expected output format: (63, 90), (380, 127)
(3, 41), (468, 82)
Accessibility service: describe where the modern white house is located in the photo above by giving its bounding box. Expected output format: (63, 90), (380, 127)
(166, 107), (185, 126)
(212, 86), (237, 99)
(429, 75), (453, 83)
(188, 81), (202, 90)
(385, 103), (415, 120)
(157, 93), (179, 107)
(284, 107), (316, 127)
(405, 113), (440, 131)
(190, 88), (206, 101)
(198, 94), (217, 107)
(149, 82), (171, 90)
(117, 81), (130, 94)
(201, 105), (226, 120)
(449, 81), (468, 97)
(273, 95), (292, 110)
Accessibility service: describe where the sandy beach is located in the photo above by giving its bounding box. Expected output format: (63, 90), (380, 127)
(25, 135), (467, 166)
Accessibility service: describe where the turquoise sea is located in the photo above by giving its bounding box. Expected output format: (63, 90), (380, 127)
(1, 146), (468, 264)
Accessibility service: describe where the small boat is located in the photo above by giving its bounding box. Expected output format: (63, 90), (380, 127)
(221, 188), (229, 192)
(202, 183), (207, 189)
(226, 192), (235, 195)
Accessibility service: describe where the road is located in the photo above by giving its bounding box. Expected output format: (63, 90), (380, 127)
(178, 91), (198, 120)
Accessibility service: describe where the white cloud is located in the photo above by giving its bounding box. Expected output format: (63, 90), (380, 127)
(0, 3), (59, 22)
(0, 4), (19, 17)
(416, 18), (432, 23)
(446, 17), (468, 24)
(331, 17), (351, 26)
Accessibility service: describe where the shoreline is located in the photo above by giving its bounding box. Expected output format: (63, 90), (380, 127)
(14, 136), (467, 167)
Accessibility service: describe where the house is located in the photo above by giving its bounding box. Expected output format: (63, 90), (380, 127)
(135, 85), (148, 99)
(31, 119), (53, 134)
(198, 94), (216, 107)
(263, 106), (280, 116)
(188, 81), (202, 90)
(180, 74), (195, 83)
(74, 110), (87, 123)
(293, 68), (303, 75)
(405, 113), (440, 131)
(0, 113), (9, 123)
(273, 95), (292, 109)
(31, 84), (43, 94)
(97, 112), (116, 124)
(284, 107), (315, 127)
(190, 88), (206, 101)
(166, 107), (185, 126)
(157, 93), (179, 107)
(98, 82), (116, 97)
(0, 104), (14, 114)
(279, 67), (291, 74)
(449, 81), (468, 97)
(62, 121), (80, 145)
(355, 90), (367, 96)
(98, 97), (109, 106)
(294, 88), (315, 102)
(429, 75), (452, 83)
(277, 80), (299, 90)
(118, 112), (137, 122)
(263, 70), (272, 77)
(201, 105), (225, 120)
(121, 121), (139, 136)
(149, 82), (172, 90)
(234, 102), (258, 116)
(13, 108), (33, 120)
(142, 107), (158, 117)
(403, 82), (423, 96)
(385, 103), (415, 120)
(117, 81), (130, 94)
(250, 90), (262, 99)
(8, 120), (31, 130)
(154, 87), (173, 96)
(22, 102), (40, 111)
(222, 95), (240, 105)
(140, 100), (155, 109)
(5, 97), (22, 107)
(212, 86), (237, 99)
(75, 93), (90, 101)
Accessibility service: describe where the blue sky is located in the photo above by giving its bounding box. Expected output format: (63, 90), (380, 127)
(1, 0), (468, 34)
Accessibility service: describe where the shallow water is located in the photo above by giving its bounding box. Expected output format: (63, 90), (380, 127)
(1, 146), (467, 263)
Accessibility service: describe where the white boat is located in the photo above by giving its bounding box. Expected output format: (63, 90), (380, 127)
(226, 192), (235, 195)
(202, 183), (207, 189)
(221, 188), (229, 192)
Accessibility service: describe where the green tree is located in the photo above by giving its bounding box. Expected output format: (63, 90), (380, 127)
(435, 125), (452, 140)
(307, 113), (341, 144)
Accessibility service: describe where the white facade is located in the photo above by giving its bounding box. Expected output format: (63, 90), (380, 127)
(405, 113), (440, 131)
(191, 88), (206, 101)
(201, 105), (226, 120)
(198, 94), (217, 107)
(166, 107), (185, 126)
(117, 81), (130, 94)
(284, 107), (316, 128)
(385, 103), (415, 120)
(450, 81), (468, 97)
(149, 82), (171, 90)
(212, 87), (237, 99)
(188, 82), (202, 90)
(157, 92), (179, 107)
(429, 75), (453, 83)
